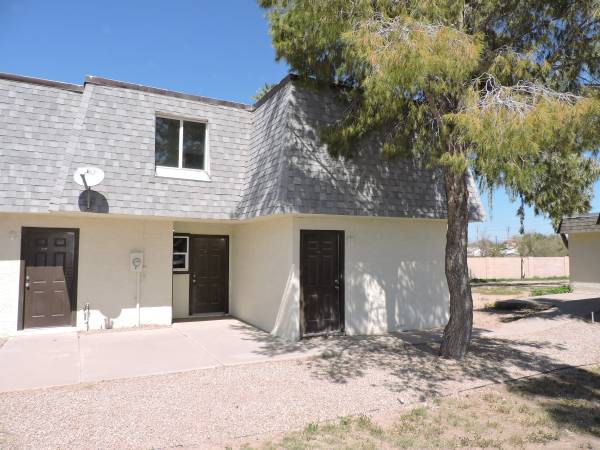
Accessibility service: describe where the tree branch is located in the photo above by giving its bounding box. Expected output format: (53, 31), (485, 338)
(468, 74), (582, 118)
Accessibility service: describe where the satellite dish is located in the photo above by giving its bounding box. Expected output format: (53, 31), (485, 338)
(73, 167), (104, 188)
(74, 167), (105, 211)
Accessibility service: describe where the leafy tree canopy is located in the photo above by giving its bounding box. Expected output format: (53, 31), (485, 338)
(516, 232), (568, 257)
(259, 0), (600, 228)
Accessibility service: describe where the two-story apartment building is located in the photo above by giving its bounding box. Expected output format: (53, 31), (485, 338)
(0, 72), (484, 339)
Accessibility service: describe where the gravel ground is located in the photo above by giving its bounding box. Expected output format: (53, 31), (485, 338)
(1, 316), (599, 449)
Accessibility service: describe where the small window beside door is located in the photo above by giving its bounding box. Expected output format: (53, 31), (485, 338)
(172, 235), (189, 272)
(155, 116), (210, 181)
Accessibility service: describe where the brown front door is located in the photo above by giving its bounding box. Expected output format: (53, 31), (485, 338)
(300, 230), (344, 336)
(189, 235), (229, 315)
(21, 228), (78, 328)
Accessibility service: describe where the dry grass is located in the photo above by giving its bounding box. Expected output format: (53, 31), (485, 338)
(471, 285), (531, 296)
(470, 282), (570, 298)
(248, 365), (600, 449)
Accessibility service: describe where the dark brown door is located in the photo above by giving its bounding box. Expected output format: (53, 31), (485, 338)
(300, 230), (344, 335)
(21, 228), (78, 328)
(189, 235), (229, 315)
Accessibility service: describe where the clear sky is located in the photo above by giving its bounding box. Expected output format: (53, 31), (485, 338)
(474, 183), (600, 242)
(1, 0), (598, 239)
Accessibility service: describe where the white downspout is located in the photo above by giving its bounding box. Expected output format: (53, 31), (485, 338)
(136, 271), (141, 327)
(130, 251), (144, 328)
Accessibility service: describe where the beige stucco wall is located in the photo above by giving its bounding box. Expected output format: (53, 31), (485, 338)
(292, 215), (449, 336)
(171, 221), (234, 319)
(569, 232), (600, 292)
(0, 213), (173, 335)
(230, 215), (449, 340)
(230, 216), (297, 339)
(1, 212), (449, 339)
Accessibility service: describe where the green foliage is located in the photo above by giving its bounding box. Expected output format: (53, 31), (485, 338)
(516, 233), (568, 257)
(252, 83), (277, 102)
(451, 92), (600, 229)
(259, 0), (600, 227)
(348, 15), (483, 99)
(530, 285), (571, 296)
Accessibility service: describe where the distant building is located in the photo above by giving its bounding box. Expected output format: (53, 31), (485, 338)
(558, 214), (600, 292)
(467, 246), (484, 257)
(502, 239), (519, 256)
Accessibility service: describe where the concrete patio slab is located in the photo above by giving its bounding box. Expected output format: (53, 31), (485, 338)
(79, 326), (222, 383)
(0, 332), (79, 391)
(0, 318), (330, 392)
(172, 318), (320, 365)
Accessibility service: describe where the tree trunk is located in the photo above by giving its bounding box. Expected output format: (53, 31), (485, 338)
(439, 167), (473, 359)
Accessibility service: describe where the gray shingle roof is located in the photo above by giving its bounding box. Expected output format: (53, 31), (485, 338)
(0, 77), (82, 212)
(0, 72), (485, 221)
(558, 214), (600, 234)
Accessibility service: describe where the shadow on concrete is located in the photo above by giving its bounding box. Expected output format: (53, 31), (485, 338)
(229, 319), (574, 398)
(302, 334), (566, 394)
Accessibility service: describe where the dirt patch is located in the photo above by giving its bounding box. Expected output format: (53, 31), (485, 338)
(0, 338), (6, 349)
(473, 292), (531, 329)
(483, 299), (557, 323)
(472, 281), (576, 330)
(249, 365), (600, 449)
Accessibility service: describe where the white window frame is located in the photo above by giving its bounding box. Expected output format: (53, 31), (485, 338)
(172, 235), (190, 272)
(155, 115), (211, 182)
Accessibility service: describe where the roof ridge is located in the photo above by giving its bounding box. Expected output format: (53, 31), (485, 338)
(1, 71), (301, 111)
(251, 74), (295, 109)
(0, 72), (83, 93)
(85, 75), (254, 111)
(563, 212), (599, 218)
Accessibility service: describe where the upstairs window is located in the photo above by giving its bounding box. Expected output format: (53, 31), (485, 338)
(155, 117), (208, 178)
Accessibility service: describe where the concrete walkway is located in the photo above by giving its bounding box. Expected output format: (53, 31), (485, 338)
(2, 292), (599, 393)
(0, 318), (324, 392)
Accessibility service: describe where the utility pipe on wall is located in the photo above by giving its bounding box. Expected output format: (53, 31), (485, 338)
(136, 271), (141, 327)
(84, 303), (90, 331)
(130, 252), (144, 328)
